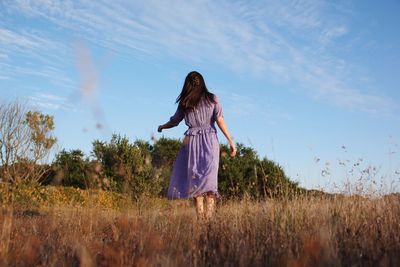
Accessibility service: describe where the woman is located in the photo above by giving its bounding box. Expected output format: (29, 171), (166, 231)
(158, 71), (236, 221)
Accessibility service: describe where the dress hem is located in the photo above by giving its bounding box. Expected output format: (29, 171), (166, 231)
(167, 190), (220, 200)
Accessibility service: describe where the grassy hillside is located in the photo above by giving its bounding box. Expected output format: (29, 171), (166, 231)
(1, 188), (399, 266)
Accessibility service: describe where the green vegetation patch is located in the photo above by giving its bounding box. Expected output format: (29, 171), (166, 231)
(0, 183), (131, 210)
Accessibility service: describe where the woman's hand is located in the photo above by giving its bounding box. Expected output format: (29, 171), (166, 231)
(229, 142), (237, 157)
(158, 121), (178, 133)
(216, 116), (236, 157)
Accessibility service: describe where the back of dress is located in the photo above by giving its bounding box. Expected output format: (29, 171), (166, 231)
(167, 95), (223, 199)
(169, 96), (223, 135)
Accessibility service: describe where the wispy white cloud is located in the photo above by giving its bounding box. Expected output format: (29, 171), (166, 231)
(319, 25), (349, 46)
(0, 53), (8, 60)
(27, 92), (75, 111)
(0, 27), (65, 58)
(0, 28), (38, 47)
(216, 90), (292, 125)
(1, 0), (396, 114)
(222, 92), (260, 117)
(0, 26), (75, 93)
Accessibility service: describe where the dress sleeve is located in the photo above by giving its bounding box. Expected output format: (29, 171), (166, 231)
(169, 107), (184, 127)
(213, 96), (223, 120)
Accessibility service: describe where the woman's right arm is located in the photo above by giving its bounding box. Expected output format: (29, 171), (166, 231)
(216, 116), (237, 157)
(158, 107), (184, 132)
(213, 96), (236, 157)
(158, 121), (177, 132)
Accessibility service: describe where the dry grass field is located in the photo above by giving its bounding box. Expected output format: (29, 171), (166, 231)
(1, 190), (399, 267)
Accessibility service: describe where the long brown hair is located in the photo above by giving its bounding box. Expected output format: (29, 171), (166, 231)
(176, 71), (216, 112)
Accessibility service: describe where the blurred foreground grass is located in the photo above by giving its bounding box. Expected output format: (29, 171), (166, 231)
(1, 185), (399, 266)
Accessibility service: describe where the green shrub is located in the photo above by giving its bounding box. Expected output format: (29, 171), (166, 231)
(89, 136), (303, 200)
(92, 134), (159, 199)
(53, 149), (91, 189)
(219, 143), (301, 199)
(151, 136), (182, 196)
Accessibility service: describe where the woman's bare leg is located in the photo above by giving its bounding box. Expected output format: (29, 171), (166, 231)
(205, 192), (216, 221)
(194, 196), (205, 221)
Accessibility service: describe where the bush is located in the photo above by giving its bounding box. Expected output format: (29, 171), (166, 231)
(89, 136), (303, 200)
(219, 143), (302, 199)
(151, 137), (182, 167)
(53, 149), (91, 189)
(260, 158), (304, 198)
(0, 102), (304, 200)
(151, 137), (182, 196)
(92, 134), (159, 199)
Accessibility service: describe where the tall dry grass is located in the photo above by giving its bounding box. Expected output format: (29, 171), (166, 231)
(0, 194), (399, 267)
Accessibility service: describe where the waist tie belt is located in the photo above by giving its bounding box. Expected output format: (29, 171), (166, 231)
(184, 125), (217, 136)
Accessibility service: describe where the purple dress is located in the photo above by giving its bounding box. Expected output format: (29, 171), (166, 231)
(167, 96), (223, 199)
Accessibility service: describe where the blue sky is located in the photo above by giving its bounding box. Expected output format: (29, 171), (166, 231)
(1, 0), (399, 192)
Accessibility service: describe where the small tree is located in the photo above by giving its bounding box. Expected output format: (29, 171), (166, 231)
(0, 101), (29, 182)
(24, 111), (57, 182)
(25, 111), (57, 163)
(0, 100), (56, 183)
